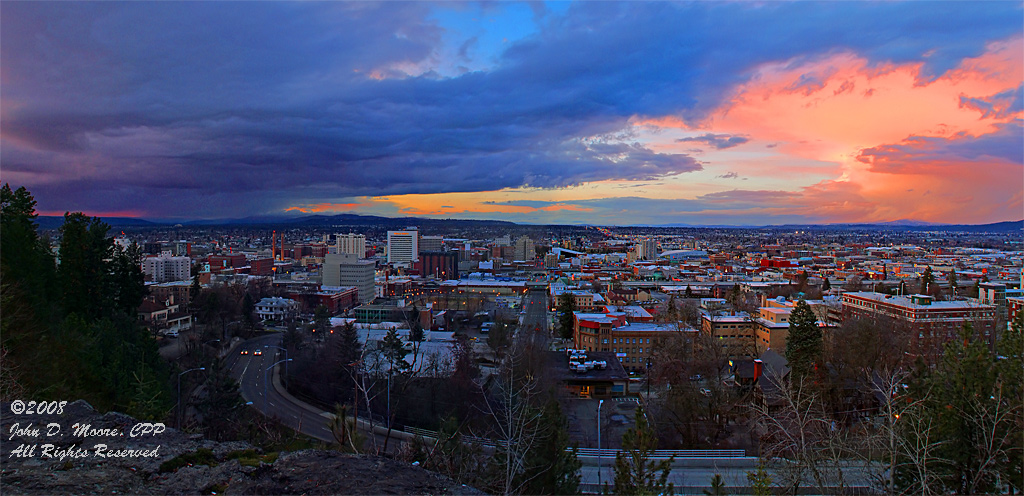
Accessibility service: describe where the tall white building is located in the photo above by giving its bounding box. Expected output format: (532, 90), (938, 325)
(323, 253), (376, 303)
(420, 235), (444, 254)
(327, 233), (366, 257)
(635, 238), (658, 261)
(387, 230), (419, 263)
(514, 236), (535, 262)
(142, 252), (191, 283)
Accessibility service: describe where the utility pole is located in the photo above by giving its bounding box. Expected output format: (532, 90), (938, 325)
(597, 399), (604, 488)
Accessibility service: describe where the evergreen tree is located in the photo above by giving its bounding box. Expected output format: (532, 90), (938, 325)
(380, 327), (411, 374)
(314, 304), (331, 334)
(197, 358), (245, 440)
(821, 278), (831, 292)
(796, 270), (809, 292)
(746, 464), (773, 496)
(995, 314), (1024, 493)
(190, 273), (202, 307)
(519, 399), (581, 495)
(58, 213), (113, 320)
(947, 268), (959, 296)
(685, 285), (694, 298)
(337, 321), (361, 366)
(109, 242), (147, 315)
(557, 293), (576, 340)
(921, 267), (935, 295)
(704, 473), (727, 495)
(241, 292), (256, 330)
(613, 405), (674, 496)
(912, 323), (1017, 494)
(785, 299), (821, 380)
(0, 184), (56, 310)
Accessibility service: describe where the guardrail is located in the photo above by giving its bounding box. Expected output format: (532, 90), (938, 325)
(573, 448), (746, 458)
(402, 426), (746, 459)
(404, 426), (505, 448)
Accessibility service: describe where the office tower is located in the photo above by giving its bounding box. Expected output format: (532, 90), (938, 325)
(323, 252), (376, 303)
(387, 230), (419, 263)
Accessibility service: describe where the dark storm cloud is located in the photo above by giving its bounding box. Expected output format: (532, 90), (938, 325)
(1, 1), (1020, 217)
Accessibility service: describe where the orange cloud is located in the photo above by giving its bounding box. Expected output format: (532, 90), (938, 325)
(284, 202), (367, 213)
(627, 36), (1022, 224)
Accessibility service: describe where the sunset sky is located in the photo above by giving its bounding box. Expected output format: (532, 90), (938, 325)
(2, 1), (1021, 226)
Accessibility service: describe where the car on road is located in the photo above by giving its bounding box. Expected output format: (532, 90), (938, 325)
(240, 349), (249, 355)
(253, 349), (263, 356)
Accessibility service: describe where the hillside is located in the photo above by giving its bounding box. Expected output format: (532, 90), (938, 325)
(1, 400), (480, 495)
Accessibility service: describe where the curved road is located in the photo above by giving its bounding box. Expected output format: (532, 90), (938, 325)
(227, 334), (336, 443)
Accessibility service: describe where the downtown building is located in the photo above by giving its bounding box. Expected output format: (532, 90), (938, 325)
(323, 252), (376, 304)
(419, 235), (444, 255)
(841, 291), (997, 359)
(514, 235), (535, 262)
(326, 233), (366, 258)
(573, 311), (686, 372)
(142, 252), (191, 283)
(634, 238), (659, 261)
(387, 229), (419, 264)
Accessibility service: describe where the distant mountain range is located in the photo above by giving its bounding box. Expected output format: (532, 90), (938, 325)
(765, 220), (1023, 233)
(35, 213), (1023, 233)
(36, 212), (517, 230)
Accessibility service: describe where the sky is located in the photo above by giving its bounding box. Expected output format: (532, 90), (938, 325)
(2, 1), (1022, 226)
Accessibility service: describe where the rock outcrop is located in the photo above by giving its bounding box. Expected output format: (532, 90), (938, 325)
(1, 401), (480, 495)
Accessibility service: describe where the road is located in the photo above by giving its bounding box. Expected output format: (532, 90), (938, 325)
(227, 333), (408, 451)
(224, 329), (877, 493)
(520, 286), (551, 349)
(577, 457), (876, 494)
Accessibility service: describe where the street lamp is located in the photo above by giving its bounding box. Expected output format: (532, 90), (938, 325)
(264, 345), (289, 382)
(177, 367), (206, 430)
(646, 357), (652, 398)
(597, 399), (605, 487)
(264, 359), (293, 412)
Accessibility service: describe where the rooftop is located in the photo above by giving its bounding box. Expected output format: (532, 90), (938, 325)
(842, 291), (996, 310)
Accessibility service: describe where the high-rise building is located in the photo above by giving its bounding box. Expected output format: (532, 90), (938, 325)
(635, 238), (658, 260)
(419, 235), (444, 254)
(327, 233), (366, 257)
(514, 236), (534, 262)
(387, 230), (419, 263)
(142, 252), (191, 283)
(323, 253), (376, 303)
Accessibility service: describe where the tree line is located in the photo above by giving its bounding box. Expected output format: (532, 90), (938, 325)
(1, 184), (171, 419)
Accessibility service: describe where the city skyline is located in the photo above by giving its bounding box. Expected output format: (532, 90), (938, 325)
(2, 1), (1021, 226)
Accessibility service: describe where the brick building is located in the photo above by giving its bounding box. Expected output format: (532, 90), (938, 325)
(841, 292), (996, 359)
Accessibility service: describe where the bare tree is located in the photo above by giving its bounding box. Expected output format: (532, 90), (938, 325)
(753, 373), (851, 495)
(481, 341), (544, 496)
(865, 368), (946, 496)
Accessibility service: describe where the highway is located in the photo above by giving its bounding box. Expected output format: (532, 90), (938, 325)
(227, 333), (336, 443)
(226, 333), (410, 451)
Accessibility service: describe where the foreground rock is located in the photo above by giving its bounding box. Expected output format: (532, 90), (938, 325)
(1, 401), (480, 495)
